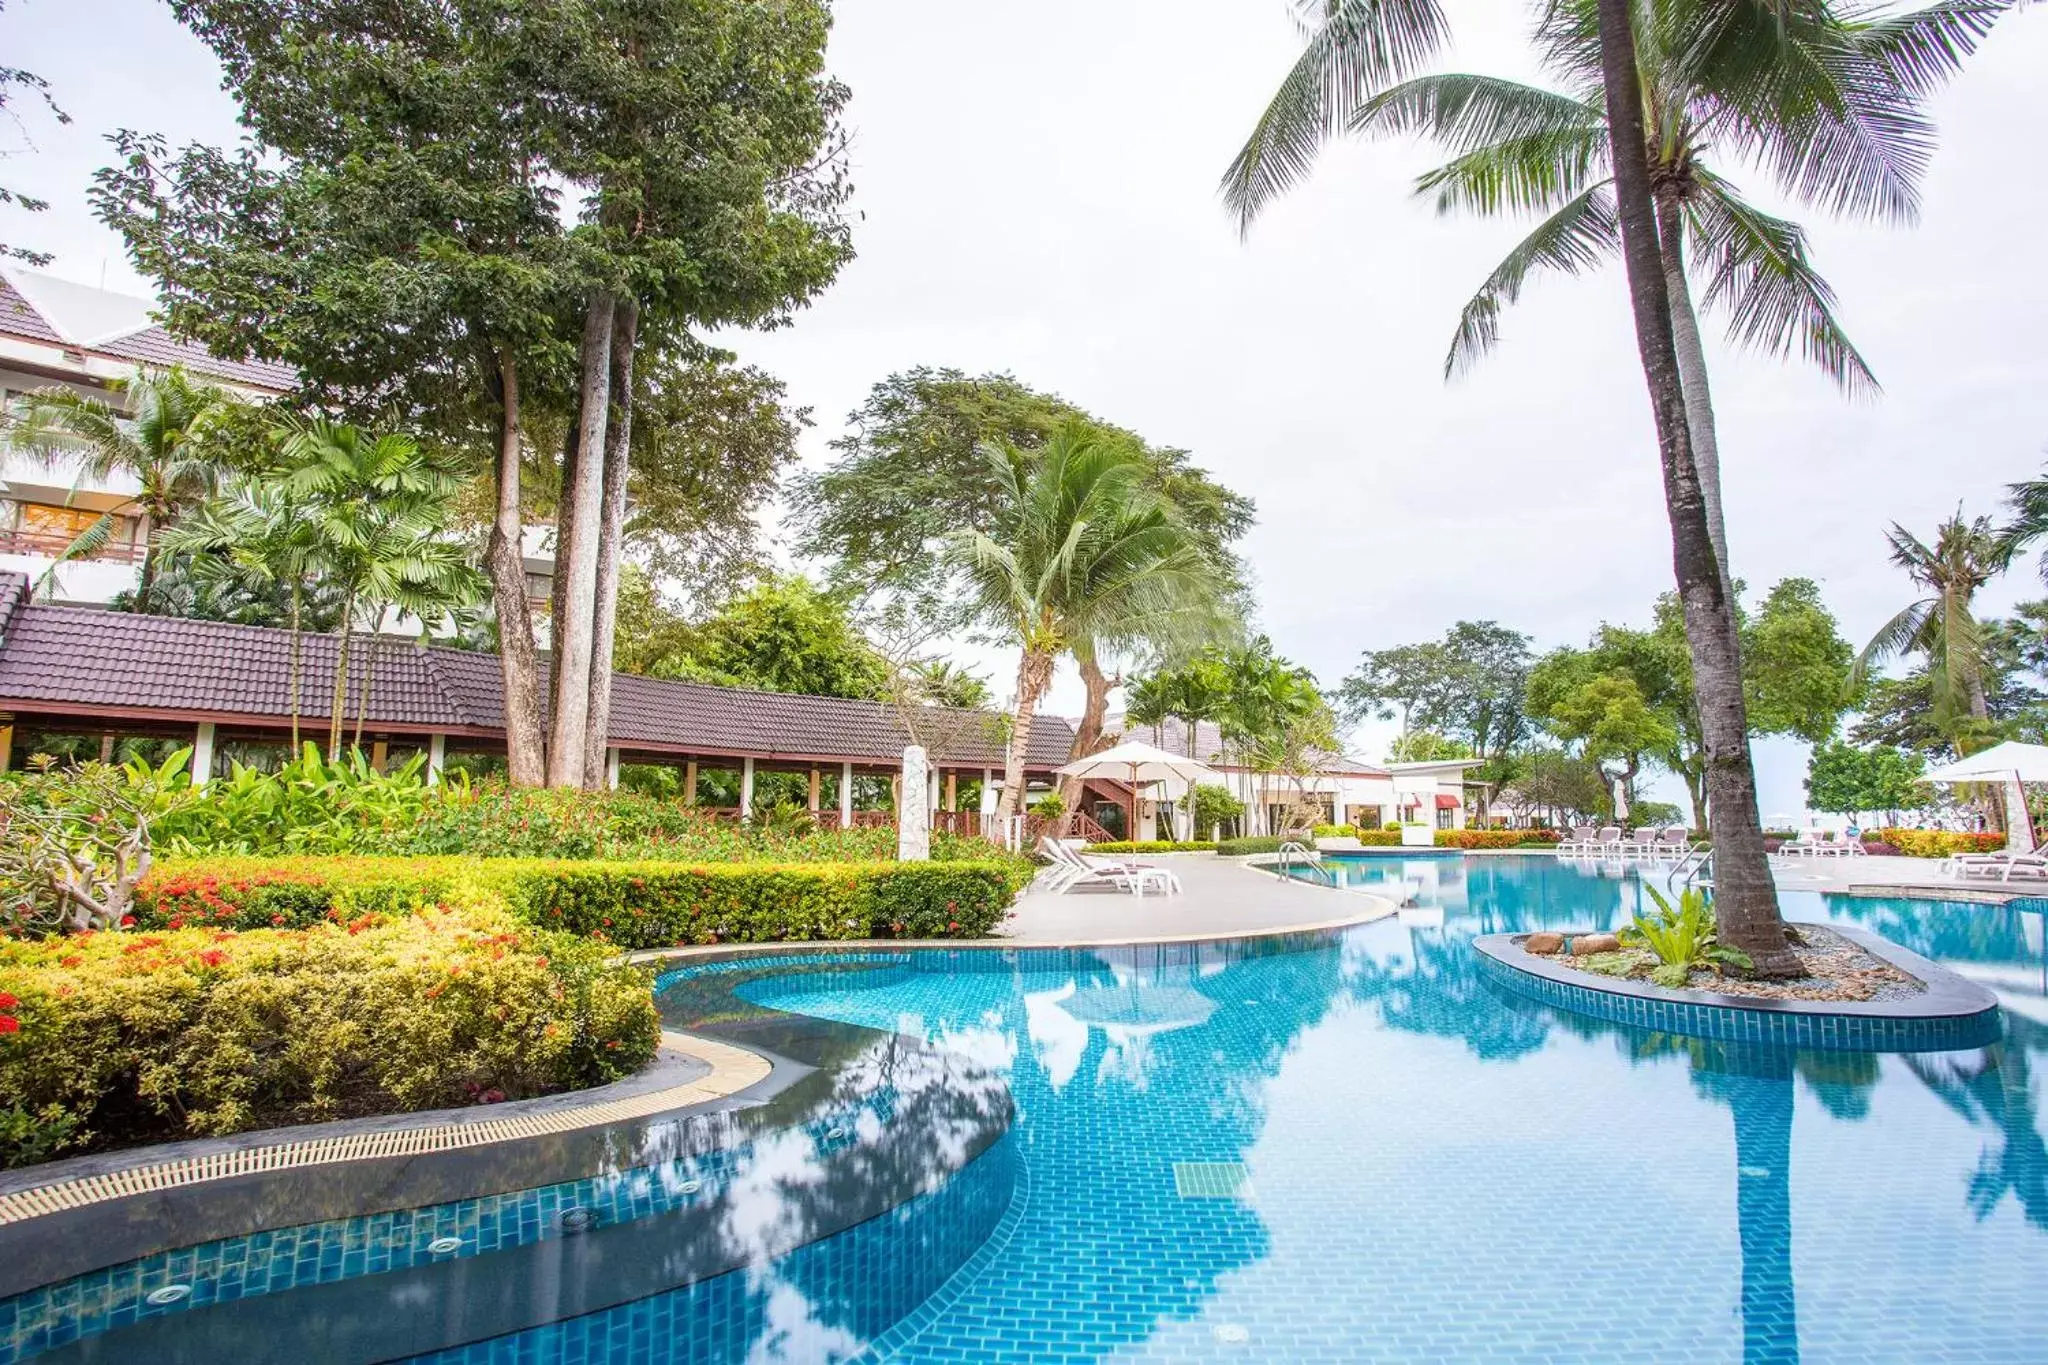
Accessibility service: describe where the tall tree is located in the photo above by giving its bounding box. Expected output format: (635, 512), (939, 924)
(951, 429), (1231, 822)
(5, 367), (233, 612)
(1341, 620), (1531, 816)
(1856, 512), (2013, 759)
(1220, 0), (1999, 970)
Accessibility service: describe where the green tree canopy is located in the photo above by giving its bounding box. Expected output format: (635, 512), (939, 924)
(1806, 741), (1930, 818)
(1340, 620), (1531, 811)
(613, 571), (890, 702)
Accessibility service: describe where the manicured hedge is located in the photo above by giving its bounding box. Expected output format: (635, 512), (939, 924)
(1087, 841), (1218, 854)
(0, 896), (660, 1168)
(1215, 837), (1285, 857)
(1871, 828), (2005, 858)
(1439, 829), (1559, 849)
(135, 855), (1031, 949)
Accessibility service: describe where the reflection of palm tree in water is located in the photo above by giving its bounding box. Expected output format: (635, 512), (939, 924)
(1908, 1015), (2048, 1230)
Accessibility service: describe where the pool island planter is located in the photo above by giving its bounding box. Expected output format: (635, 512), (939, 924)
(1473, 923), (2003, 1052)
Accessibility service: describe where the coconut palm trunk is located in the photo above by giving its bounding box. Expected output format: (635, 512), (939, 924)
(1591, 0), (1791, 973)
(547, 293), (617, 788)
(1055, 646), (1116, 837)
(995, 647), (1057, 822)
(582, 299), (639, 789)
(1657, 195), (1731, 584)
(484, 352), (549, 786)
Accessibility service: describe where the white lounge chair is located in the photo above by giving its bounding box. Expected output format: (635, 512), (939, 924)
(1045, 839), (1180, 897)
(1776, 832), (1822, 856)
(1946, 839), (2048, 882)
(1623, 827), (1656, 857)
(1651, 826), (1690, 857)
(1594, 826), (1624, 858)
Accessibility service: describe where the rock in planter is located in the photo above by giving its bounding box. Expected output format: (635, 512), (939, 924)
(1524, 932), (1565, 955)
(1570, 933), (1622, 957)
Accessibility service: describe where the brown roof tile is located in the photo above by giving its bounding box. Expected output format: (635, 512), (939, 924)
(0, 598), (1077, 768)
(94, 327), (297, 393)
(0, 278), (61, 344)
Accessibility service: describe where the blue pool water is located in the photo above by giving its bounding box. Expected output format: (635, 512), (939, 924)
(8, 855), (2048, 1362)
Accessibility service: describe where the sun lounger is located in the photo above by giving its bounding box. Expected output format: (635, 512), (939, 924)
(1594, 826), (1623, 857)
(1651, 826), (1689, 856)
(1561, 825), (1598, 855)
(1044, 839), (1180, 897)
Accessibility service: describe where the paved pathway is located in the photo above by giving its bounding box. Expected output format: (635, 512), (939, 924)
(999, 854), (1390, 943)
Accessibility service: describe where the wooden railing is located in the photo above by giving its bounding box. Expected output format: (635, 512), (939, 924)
(0, 528), (147, 564)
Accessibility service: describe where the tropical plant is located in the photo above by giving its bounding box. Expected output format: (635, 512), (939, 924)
(3, 367), (236, 611)
(0, 750), (193, 934)
(950, 427), (1230, 821)
(271, 420), (482, 758)
(1622, 885), (1755, 988)
(1184, 782), (1247, 840)
(1856, 511), (2012, 758)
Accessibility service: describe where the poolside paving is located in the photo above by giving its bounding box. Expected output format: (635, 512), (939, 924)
(998, 854), (1391, 943)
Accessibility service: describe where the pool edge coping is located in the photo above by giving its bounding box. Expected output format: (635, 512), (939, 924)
(0, 1030), (772, 1227)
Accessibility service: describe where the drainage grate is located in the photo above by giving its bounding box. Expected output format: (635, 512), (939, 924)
(1173, 1162), (1252, 1199)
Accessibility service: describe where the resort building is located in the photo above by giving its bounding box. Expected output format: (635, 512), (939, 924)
(1101, 716), (1474, 839)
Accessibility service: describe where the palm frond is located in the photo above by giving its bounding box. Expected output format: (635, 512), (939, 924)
(1685, 171), (1877, 393)
(1854, 598), (1935, 681)
(1220, 0), (1453, 232)
(1444, 182), (1618, 378)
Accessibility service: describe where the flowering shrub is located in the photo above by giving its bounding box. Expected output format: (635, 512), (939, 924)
(0, 896), (659, 1168)
(1871, 828), (2005, 858)
(133, 855), (1029, 948)
(1086, 841), (1218, 854)
(1438, 829), (1558, 849)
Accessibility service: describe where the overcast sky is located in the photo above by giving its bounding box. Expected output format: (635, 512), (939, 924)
(5, 0), (2045, 817)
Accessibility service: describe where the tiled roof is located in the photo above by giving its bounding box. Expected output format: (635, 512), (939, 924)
(0, 276), (296, 394)
(1109, 714), (1388, 777)
(0, 278), (61, 344)
(0, 589), (1077, 769)
(95, 327), (298, 393)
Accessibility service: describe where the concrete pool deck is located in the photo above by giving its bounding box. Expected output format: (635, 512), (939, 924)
(998, 853), (1395, 943)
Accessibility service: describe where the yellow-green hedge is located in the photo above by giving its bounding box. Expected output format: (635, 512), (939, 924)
(133, 855), (1030, 948)
(0, 891), (659, 1168)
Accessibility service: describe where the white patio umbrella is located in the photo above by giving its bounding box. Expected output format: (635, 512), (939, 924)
(1056, 740), (1218, 842)
(1924, 741), (2048, 852)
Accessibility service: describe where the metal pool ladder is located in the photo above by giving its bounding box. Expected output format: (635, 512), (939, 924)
(1277, 841), (1335, 886)
(1667, 841), (1713, 890)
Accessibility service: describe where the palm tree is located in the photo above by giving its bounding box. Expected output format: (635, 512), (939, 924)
(157, 477), (325, 749)
(1217, 0), (2002, 973)
(950, 428), (1228, 823)
(4, 366), (232, 612)
(1856, 511), (2010, 757)
(1223, 0), (2003, 575)
(273, 421), (482, 759)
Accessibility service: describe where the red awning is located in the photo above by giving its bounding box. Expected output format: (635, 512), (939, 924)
(1435, 794), (1461, 810)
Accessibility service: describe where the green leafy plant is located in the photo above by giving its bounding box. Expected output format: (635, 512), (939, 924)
(1086, 841), (1218, 854)
(1623, 886), (1755, 989)
(1215, 836), (1285, 857)
(0, 750), (193, 934)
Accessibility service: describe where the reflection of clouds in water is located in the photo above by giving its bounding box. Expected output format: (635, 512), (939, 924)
(1025, 982), (1087, 1092)
(741, 1274), (864, 1364)
(929, 1014), (1019, 1078)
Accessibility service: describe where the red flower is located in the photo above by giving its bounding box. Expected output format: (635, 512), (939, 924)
(0, 1017), (18, 1034)
(948, 921), (960, 932)
(196, 949), (228, 968)
(118, 915), (136, 928)
(0, 992), (16, 1010)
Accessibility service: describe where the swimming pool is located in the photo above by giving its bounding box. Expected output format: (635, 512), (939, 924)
(6, 856), (2045, 1362)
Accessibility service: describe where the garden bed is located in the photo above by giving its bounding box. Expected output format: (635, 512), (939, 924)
(1524, 923), (1924, 1003)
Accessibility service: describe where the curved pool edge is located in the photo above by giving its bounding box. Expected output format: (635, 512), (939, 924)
(1473, 922), (2004, 1052)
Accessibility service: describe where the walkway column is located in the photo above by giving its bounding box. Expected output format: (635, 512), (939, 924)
(944, 771), (957, 812)
(840, 761), (854, 824)
(899, 745), (930, 861)
(979, 768), (996, 815)
(192, 721), (216, 790)
(683, 759), (698, 806)
(739, 756), (755, 821)
(808, 766), (821, 813)
(426, 733), (446, 786)
(0, 714), (14, 774)
(606, 747), (621, 790)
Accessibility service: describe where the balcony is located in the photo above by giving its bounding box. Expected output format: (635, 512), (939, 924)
(0, 528), (148, 564)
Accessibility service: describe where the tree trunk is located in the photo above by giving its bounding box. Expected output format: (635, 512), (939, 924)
(1592, 0), (1792, 972)
(288, 578), (302, 753)
(582, 299), (640, 788)
(994, 648), (1057, 822)
(545, 420), (579, 734)
(353, 607), (380, 752)
(328, 587), (356, 762)
(547, 292), (616, 788)
(484, 351), (548, 787)
(136, 533), (159, 617)
(1054, 646), (1115, 837)
(1658, 194), (1732, 585)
